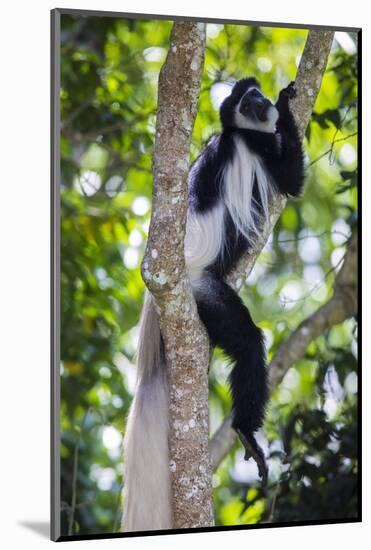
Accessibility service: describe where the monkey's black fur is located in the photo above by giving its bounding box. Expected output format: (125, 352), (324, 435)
(188, 78), (304, 477)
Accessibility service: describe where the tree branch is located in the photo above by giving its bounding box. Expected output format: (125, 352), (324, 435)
(270, 233), (357, 387)
(210, 232), (357, 470)
(142, 22), (214, 528)
(61, 111), (154, 142)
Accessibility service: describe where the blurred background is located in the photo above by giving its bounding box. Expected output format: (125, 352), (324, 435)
(59, 13), (358, 536)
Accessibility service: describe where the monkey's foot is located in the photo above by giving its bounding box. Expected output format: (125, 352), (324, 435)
(236, 429), (268, 487)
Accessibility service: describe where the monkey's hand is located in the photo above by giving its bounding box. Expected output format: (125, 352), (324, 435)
(236, 429), (268, 488)
(277, 81), (296, 113)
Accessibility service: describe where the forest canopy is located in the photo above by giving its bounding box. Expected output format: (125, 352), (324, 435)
(59, 14), (358, 535)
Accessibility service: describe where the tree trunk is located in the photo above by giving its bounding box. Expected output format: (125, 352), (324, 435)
(142, 22), (214, 529)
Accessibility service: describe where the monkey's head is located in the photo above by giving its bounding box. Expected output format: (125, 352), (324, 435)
(220, 77), (279, 133)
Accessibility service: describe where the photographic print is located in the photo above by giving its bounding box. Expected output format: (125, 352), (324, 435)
(51, 8), (360, 541)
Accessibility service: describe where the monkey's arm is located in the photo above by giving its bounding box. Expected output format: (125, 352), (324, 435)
(236, 82), (304, 197)
(272, 82), (305, 196)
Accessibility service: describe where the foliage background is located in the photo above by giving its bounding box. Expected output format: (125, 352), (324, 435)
(59, 14), (358, 536)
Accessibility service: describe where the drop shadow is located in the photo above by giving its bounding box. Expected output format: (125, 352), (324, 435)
(18, 521), (50, 539)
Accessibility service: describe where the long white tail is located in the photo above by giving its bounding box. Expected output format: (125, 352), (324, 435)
(122, 291), (172, 532)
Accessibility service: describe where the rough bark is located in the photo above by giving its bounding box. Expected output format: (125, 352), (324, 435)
(210, 232), (357, 470)
(141, 22), (213, 529)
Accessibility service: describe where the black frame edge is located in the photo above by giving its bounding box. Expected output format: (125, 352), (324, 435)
(57, 517), (362, 542)
(51, 7), (61, 543)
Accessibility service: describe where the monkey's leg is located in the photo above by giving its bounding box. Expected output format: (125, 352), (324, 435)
(193, 274), (268, 484)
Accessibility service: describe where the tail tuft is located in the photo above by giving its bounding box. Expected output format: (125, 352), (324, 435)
(122, 292), (172, 532)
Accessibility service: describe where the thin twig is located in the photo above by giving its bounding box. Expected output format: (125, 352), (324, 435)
(67, 409), (90, 536)
(279, 252), (346, 307)
(66, 406), (108, 535)
(308, 132), (358, 167)
(62, 111), (155, 142)
(62, 93), (96, 130)
(274, 229), (350, 244)
(328, 104), (354, 163)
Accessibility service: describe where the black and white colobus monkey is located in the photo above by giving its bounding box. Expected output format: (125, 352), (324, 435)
(122, 77), (304, 532)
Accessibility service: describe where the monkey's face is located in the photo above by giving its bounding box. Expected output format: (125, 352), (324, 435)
(238, 87), (273, 122)
(220, 77), (279, 133)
